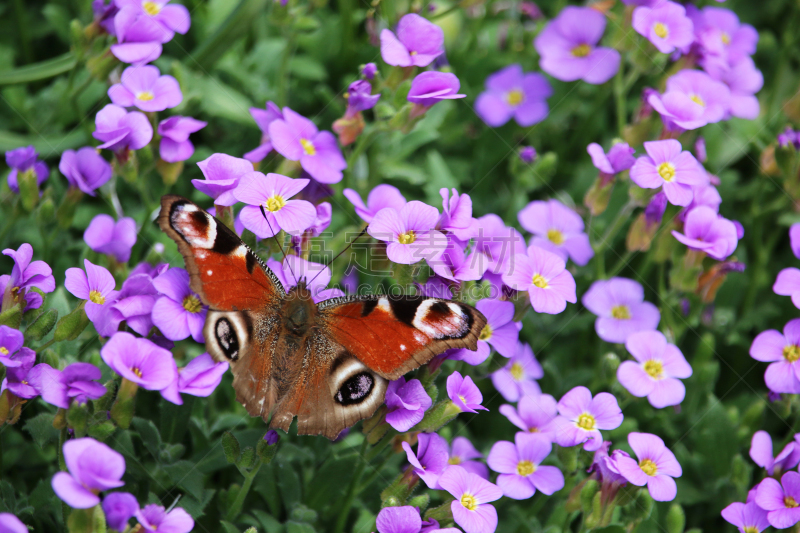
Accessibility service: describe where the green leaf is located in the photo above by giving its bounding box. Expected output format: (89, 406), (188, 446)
(131, 417), (163, 460)
(285, 521), (316, 533)
(190, 0), (269, 70)
(0, 52), (76, 85)
(275, 458), (302, 514)
(164, 461), (205, 500)
(179, 489), (216, 519)
(423, 150), (459, 205)
(288, 56), (328, 81)
(254, 510), (284, 533)
(23, 412), (58, 448)
(305, 454), (358, 512)
(219, 521), (241, 533)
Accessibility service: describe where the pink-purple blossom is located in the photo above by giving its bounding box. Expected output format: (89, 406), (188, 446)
(108, 65), (182, 112)
(609, 432), (681, 501)
(1, 243), (55, 312)
(552, 386), (623, 451)
(630, 140), (707, 206)
(774, 267), (800, 309)
(109, 262), (168, 336)
(438, 188), (478, 241)
(648, 70), (731, 130)
(487, 433), (564, 500)
(380, 13), (444, 67)
(65, 259), (120, 336)
(502, 245), (577, 314)
(343, 184), (406, 224)
(29, 362), (106, 409)
(84, 214), (137, 263)
(193, 153), (253, 206)
(499, 393), (558, 438)
(587, 142), (636, 177)
(115, 0), (190, 36)
(244, 101), (283, 162)
(160, 353), (229, 405)
(449, 437), (488, 479)
(0, 326), (25, 368)
(5, 145), (49, 194)
(534, 6), (620, 85)
(386, 377), (432, 432)
(135, 504), (194, 533)
(617, 330), (693, 408)
(750, 430), (800, 477)
(632, 1), (694, 54)
(750, 318), (800, 394)
(234, 172), (317, 238)
(59, 147), (112, 196)
(0, 513), (28, 533)
(430, 238), (488, 285)
(269, 256), (344, 303)
(475, 64), (552, 127)
(582, 277), (661, 344)
(1, 347), (37, 399)
(695, 6), (758, 70)
(450, 299), (520, 366)
(157, 116), (206, 163)
(101, 332), (178, 390)
(407, 72), (466, 107)
(93, 104), (153, 152)
(269, 108), (347, 184)
(518, 199), (594, 266)
(152, 267), (207, 342)
(721, 497), (770, 533)
(490, 343), (543, 402)
(368, 201), (447, 265)
(401, 432), (449, 488)
(756, 471), (800, 529)
(102, 492), (139, 532)
(438, 465), (503, 533)
(671, 206), (739, 260)
(51, 437), (126, 509)
(376, 506), (423, 533)
(447, 372), (487, 414)
(110, 6), (170, 65)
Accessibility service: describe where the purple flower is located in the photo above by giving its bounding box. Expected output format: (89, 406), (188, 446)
(750, 318), (800, 394)
(449, 437), (488, 479)
(447, 372), (487, 414)
(695, 6), (758, 69)
(59, 147), (112, 196)
(108, 65), (182, 112)
(380, 13), (444, 67)
(161, 353), (228, 405)
(502, 245), (577, 314)
(680, 184), (721, 221)
(671, 206), (739, 260)
(0, 513), (27, 533)
(757, 472), (800, 529)
(101, 332), (178, 390)
(269, 256), (344, 303)
(518, 199), (594, 266)
(346, 80), (380, 115)
(499, 393), (557, 438)
(1, 243), (55, 311)
(475, 64), (552, 127)
(610, 432), (681, 502)
(244, 102), (283, 163)
(519, 146), (536, 164)
(5, 146), (48, 194)
(552, 386), (623, 451)
(102, 492), (139, 532)
(108, 262), (167, 336)
(269, 108), (347, 184)
(362, 63), (377, 79)
(438, 465), (503, 533)
(368, 202), (447, 265)
(0, 326), (24, 368)
(193, 153), (252, 206)
(721, 499), (770, 533)
(775, 268), (800, 309)
(487, 433), (564, 500)
(474, 214), (527, 277)
(706, 56), (763, 120)
(648, 70), (731, 130)
(234, 172), (317, 238)
(438, 188), (478, 241)
(135, 504), (194, 533)
(264, 430), (280, 445)
(65, 259), (120, 335)
(630, 140), (706, 206)
(1, 348), (37, 399)
(376, 506), (422, 533)
(29, 362), (107, 409)
(588, 441), (628, 494)
(407, 72), (466, 107)
(152, 267), (207, 342)
(534, 6), (620, 85)
(429, 239), (487, 285)
(344, 184), (406, 223)
(587, 142), (636, 176)
(115, 0), (190, 36)
(402, 432), (449, 488)
(490, 343), (543, 402)
(791, 223), (800, 260)
(157, 116), (206, 163)
(644, 192), (668, 227)
(84, 214), (137, 263)
(450, 299), (520, 366)
(695, 136), (707, 162)
(617, 330), (692, 408)
(750, 430), (800, 477)
(93, 104), (153, 152)
(582, 277), (661, 344)
(385, 377), (432, 432)
(110, 6), (169, 65)
(632, 1), (694, 54)
(51, 437), (126, 509)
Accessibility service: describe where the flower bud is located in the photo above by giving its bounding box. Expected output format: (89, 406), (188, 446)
(580, 479), (600, 513)
(53, 307), (90, 342)
(18, 168), (41, 211)
(37, 196), (56, 226)
(257, 434), (279, 465)
(666, 503), (685, 533)
(156, 158), (184, 186)
(381, 468), (419, 507)
(556, 444), (579, 473)
(67, 401), (90, 436)
(57, 187), (84, 229)
(222, 431), (241, 464)
(423, 500), (454, 523)
(408, 493), (430, 513)
(110, 378), (138, 429)
(25, 308), (58, 341)
(0, 303), (22, 329)
(584, 176), (614, 216)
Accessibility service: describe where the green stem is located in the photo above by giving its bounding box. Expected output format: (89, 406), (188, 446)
(608, 250), (635, 278)
(277, 31), (297, 107)
(333, 439), (369, 533)
(12, 0), (32, 64)
(429, 4), (460, 19)
(614, 63), (626, 136)
(38, 338), (56, 352)
(358, 452), (394, 492)
(226, 470), (257, 522)
(595, 201), (635, 254)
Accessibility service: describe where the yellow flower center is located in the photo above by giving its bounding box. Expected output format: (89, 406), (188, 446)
(89, 290), (106, 305)
(398, 231), (417, 245)
(182, 295), (202, 314)
(0, 347), (8, 356)
(611, 304), (630, 320)
(653, 22), (668, 39)
(576, 413), (595, 430)
(529, 427), (540, 433)
(639, 458), (658, 477)
(460, 493), (478, 511)
(300, 138), (316, 156)
(517, 460), (536, 477)
(448, 456), (462, 465)
(506, 90), (525, 106)
(784, 345), (800, 363)
(690, 94), (705, 107)
(410, 51), (418, 56)
(721, 32), (731, 45)
(572, 44), (591, 57)
(131, 367), (143, 378)
(532, 274), (548, 289)
(142, 1), (161, 15)
(547, 228), (565, 246)
(510, 362), (524, 381)
(265, 195), (286, 212)
(657, 162), (676, 182)
(643, 359), (664, 379)
(787, 496), (800, 508)
(479, 324), (493, 341)
(742, 528), (759, 533)
(137, 91), (155, 101)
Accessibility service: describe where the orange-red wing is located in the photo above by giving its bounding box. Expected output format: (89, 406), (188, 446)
(158, 196), (284, 311)
(319, 295), (486, 380)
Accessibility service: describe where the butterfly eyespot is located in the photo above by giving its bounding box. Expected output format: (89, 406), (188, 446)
(215, 317), (240, 360)
(335, 372), (374, 406)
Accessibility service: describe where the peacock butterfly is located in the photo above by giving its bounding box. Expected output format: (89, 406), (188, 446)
(158, 195), (487, 439)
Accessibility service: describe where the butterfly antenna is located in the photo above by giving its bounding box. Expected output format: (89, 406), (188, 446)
(307, 225), (369, 287)
(260, 205), (298, 285)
